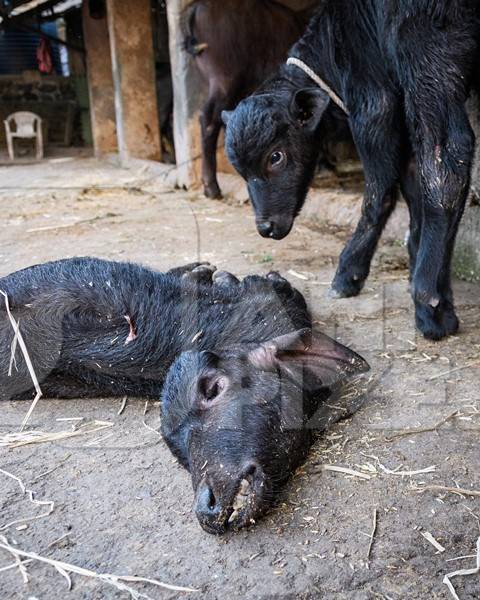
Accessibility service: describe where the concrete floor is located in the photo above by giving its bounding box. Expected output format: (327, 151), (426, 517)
(0, 158), (479, 599)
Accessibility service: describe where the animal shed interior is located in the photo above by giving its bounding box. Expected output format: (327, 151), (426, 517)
(0, 1), (479, 597)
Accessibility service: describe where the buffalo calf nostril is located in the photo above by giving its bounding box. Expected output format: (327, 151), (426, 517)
(257, 221), (273, 237)
(196, 483), (219, 517)
(207, 487), (216, 510)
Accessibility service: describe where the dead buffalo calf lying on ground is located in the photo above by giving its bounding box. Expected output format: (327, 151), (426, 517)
(223, 0), (479, 341)
(0, 258), (368, 534)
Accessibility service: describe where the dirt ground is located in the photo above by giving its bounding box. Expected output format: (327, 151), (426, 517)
(0, 157), (479, 600)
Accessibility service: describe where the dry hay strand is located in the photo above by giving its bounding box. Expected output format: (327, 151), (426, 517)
(421, 531), (446, 554)
(428, 360), (480, 382)
(364, 454), (437, 477)
(385, 411), (460, 441)
(0, 536), (198, 598)
(0, 468), (54, 532)
(117, 396), (128, 416)
(366, 507), (378, 562)
(30, 454), (71, 483)
(443, 537), (480, 600)
(0, 290), (42, 431)
(287, 269), (310, 281)
(379, 464), (436, 477)
(322, 464), (372, 481)
(0, 556), (33, 578)
(0, 420), (113, 449)
(142, 400), (161, 436)
(414, 485), (480, 498)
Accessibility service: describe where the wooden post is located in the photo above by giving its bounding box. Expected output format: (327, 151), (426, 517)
(166, 0), (205, 189)
(106, 0), (162, 162)
(82, 1), (117, 156)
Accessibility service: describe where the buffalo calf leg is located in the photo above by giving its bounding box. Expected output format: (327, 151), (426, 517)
(400, 159), (422, 277)
(200, 90), (227, 199)
(408, 104), (473, 340)
(414, 208), (464, 340)
(401, 160), (465, 341)
(331, 94), (402, 298)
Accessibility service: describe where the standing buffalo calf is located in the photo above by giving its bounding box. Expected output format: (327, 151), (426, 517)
(0, 258), (368, 534)
(183, 0), (308, 199)
(223, 0), (479, 341)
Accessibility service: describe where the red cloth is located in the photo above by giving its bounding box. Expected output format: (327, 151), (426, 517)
(37, 37), (53, 74)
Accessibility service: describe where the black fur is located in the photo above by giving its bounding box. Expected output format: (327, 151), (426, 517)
(0, 257), (368, 534)
(224, 0), (480, 340)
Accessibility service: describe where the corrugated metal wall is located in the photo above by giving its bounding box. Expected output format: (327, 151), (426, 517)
(0, 23), (64, 75)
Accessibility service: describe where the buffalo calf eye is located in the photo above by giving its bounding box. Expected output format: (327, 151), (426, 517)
(268, 150), (286, 171)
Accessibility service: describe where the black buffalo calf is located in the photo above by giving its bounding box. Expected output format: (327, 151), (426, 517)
(223, 0), (479, 340)
(0, 258), (368, 534)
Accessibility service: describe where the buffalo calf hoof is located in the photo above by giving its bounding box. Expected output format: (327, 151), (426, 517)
(329, 272), (365, 298)
(415, 302), (458, 341)
(204, 183), (223, 200)
(267, 271), (293, 290)
(326, 286), (343, 299)
(266, 271), (287, 284)
(213, 270), (240, 289)
(182, 264), (217, 285)
(442, 305), (459, 336)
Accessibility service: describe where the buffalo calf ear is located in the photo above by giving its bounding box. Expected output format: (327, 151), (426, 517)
(248, 329), (311, 371)
(248, 328), (369, 389)
(289, 88), (330, 132)
(221, 110), (233, 126)
(293, 330), (370, 389)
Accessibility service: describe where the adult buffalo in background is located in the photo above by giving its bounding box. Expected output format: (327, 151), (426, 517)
(183, 0), (311, 199)
(223, 0), (480, 341)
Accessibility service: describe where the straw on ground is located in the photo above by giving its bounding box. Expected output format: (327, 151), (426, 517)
(0, 536), (198, 599)
(0, 420), (113, 449)
(0, 468), (54, 532)
(443, 537), (480, 600)
(0, 289), (42, 431)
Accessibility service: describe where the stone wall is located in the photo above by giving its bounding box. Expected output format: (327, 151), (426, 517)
(0, 73), (76, 104)
(0, 73), (84, 146)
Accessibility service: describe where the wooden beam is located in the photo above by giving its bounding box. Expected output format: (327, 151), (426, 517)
(166, 0), (205, 189)
(9, 0), (62, 20)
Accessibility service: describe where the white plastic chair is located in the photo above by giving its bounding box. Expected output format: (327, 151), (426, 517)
(4, 111), (44, 160)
